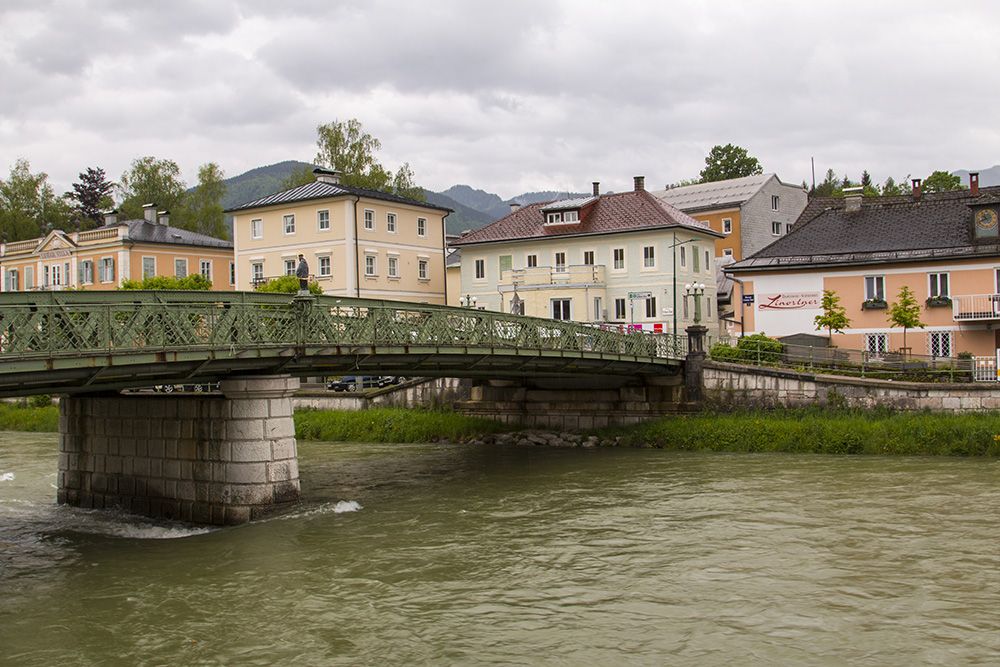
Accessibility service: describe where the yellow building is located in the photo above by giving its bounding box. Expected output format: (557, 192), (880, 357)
(227, 169), (450, 302)
(0, 205), (235, 291)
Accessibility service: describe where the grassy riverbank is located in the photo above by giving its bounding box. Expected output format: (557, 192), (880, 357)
(294, 407), (510, 443)
(595, 408), (1000, 457)
(0, 402), (59, 432)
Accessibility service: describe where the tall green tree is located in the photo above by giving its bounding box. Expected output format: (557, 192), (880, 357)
(881, 175), (911, 196)
(922, 170), (963, 193)
(314, 118), (426, 200)
(117, 156), (188, 225)
(813, 290), (851, 341)
(699, 144), (763, 183)
(887, 285), (925, 352)
(188, 162), (228, 239)
(0, 158), (73, 241)
(281, 163), (317, 190)
(67, 167), (114, 228)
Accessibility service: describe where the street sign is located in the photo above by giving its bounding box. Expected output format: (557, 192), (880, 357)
(743, 294), (755, 305)
(628, 291), (652, 299)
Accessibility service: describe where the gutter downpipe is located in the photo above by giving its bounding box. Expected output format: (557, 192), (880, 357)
(729, 274), (745, 338)
(441, 212), (450, 306)
(352, 196), (361, 297)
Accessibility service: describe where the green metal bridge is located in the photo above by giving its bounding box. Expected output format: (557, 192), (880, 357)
(0, 291), (686, 398)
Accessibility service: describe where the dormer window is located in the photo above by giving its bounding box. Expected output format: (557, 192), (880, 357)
(545, 210), (580, 225)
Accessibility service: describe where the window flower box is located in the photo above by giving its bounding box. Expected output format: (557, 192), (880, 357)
(925, 296), (952, 307)
(861, 298), (887, 310)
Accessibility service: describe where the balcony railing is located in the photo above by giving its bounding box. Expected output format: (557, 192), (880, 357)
(952, 294), (1000, 321)
(502, 264), (606, 287)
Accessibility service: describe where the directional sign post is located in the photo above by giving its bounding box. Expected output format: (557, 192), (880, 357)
(628, 291), (652, 300)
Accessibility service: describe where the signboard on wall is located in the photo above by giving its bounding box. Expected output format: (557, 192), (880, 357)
(757, 292), (821, 311)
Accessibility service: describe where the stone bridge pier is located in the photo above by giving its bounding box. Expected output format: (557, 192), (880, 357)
(58, 375), (300, 525)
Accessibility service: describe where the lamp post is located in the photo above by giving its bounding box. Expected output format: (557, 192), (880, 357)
(459, 294), (477, 308)
(685, 282), (706, 325)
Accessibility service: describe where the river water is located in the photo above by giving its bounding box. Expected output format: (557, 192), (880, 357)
(1, 432), (998, 666)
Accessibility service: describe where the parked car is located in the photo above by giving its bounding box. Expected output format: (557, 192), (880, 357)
(327, 376), (385, 392)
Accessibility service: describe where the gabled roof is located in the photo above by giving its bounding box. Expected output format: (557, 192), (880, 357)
(652, 173), (788, 212)
(451, 189), (722, 246)
(226, 180), (450, 214)
(96, 219), (233, 249)
(727, 186), (1000, 273)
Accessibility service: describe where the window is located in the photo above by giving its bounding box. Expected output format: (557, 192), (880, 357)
(79, 260), (94, 284)
(251, 218), (262, 239)
(705, 250), (710, 272)
(679, 246), (686, 268)
(45, 264), (64, 287)
(865, 276), (885, 301)
(706, 297), (712, 318)
(175, 258), (187, 278)
(474, 258), (485, 280)
(24, 267), (33, 289)
(929, 331), (952, 358)
(200, 260), (212, 280)
(284, 259), (296, 276)
(364, 209), (374, 231)
(4, 268), (18, 291)
(418, 260), (428, 280)
(772, 195), (780, 211)
(643, 245), (655, 268)
(229, 262), (235, 286)
(645, 296), (657, 318)
(722, 218), (732, 234)
(683, 297), (689, 320)
(283, 214), (295, 235)
(526, 254), (538, 268)
(387, 256), (399, 278)
(317, 210), (330, 231)
(387, 212), (397, 233)
(551, 298), (571, 320)
(583, 250), (595, 265)
(723, 248), (734, 257)
(142, 257), (155, 279)
(865, 333), (888, 357)
(546, 211), (578, 224)
(365, 254), (377, 277)
(594, 297), (602, 320)
(785, 223), (792, 234)
(251, 263), (263, 284)
(614, 297), (626, 320)
(417, 217), (427, 237)
(554, 252), (567, 273)
(318, 256), (331, 277)
(499, 255), (512, 279)
(98, 257), (115, 283)
(693, 246), (700, 273)
(613, 248), (625, 270)
(772, 221), (782, 236)
(929, 272), (949, 297)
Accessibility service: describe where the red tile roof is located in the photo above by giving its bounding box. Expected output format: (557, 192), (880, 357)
(450, 189), (721, 246)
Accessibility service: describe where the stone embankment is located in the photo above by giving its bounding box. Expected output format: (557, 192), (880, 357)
(462, 431), (621, 448)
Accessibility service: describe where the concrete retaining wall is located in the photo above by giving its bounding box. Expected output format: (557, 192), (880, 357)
(58, 375), (300, 525)
(294, 377), (474, 411)
(703, 361), (1000, 412)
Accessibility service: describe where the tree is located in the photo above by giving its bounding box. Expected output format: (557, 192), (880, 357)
(117, 156), (188, 226)
(281, 164), (317, 190)
(813, 289), (851, 341)
(0, 158), (74, 241)
(67, 167), (114, 228)
(188, 162), (228, 239)
(881, 175), (911, 196)
(699, 144), (763, 183)
(254, 274), (322, 295)
(923, 170), (963, 193)
(887, 285), (925, 353)
(314, 118), (426, 200)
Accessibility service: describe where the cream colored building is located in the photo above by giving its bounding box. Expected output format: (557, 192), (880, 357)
(0, 205), (235, 291)
(228, 169), (450, 302)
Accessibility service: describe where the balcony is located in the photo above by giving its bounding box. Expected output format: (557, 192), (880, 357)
(502, 264), (606, 287)
(952, 294), (1000, 321)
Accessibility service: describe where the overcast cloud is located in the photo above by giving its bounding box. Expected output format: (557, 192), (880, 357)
(1, 0), (998, 200)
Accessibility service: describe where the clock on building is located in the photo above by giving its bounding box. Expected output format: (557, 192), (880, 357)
(974, 207), (999, 238)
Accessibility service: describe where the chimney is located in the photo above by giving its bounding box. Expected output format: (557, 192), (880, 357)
(313, 167), (342, 185)
(142, 203), (157, 222)
(593, 182), (600, 197)
(843, 186), (863, 212)
(103, 210), (118, 226)
(510, 203), (521, 213)
(633, 176), (645, 191)
(157, 210), (170, 226)
(970, 172), (980, 195)
(912, 178), (922, 199)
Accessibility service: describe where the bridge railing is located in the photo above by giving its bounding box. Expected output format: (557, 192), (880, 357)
(0, 291), (686, 361)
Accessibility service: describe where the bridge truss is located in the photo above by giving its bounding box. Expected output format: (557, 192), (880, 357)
(0, 291), (686, 397)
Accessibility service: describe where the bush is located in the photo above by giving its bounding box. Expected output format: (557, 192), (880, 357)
(255, 275), (323, 295)
(118, 274), (213, 290)
(710, 333), (783, 364)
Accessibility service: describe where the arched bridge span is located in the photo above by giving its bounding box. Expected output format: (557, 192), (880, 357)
(0, 291), (685, 397)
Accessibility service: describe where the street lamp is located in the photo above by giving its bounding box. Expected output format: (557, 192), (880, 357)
(459, 294), (477, 308)
(685, 282), (706, 325)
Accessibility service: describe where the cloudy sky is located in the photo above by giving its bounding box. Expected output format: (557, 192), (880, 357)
(2, 0), (998, 201)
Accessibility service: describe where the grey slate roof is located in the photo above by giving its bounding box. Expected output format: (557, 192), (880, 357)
(652, 174), (777, 211)
(226, 180), (450, 214)
(97, 219), (232, 249)
(727, 186), (1000, 273)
